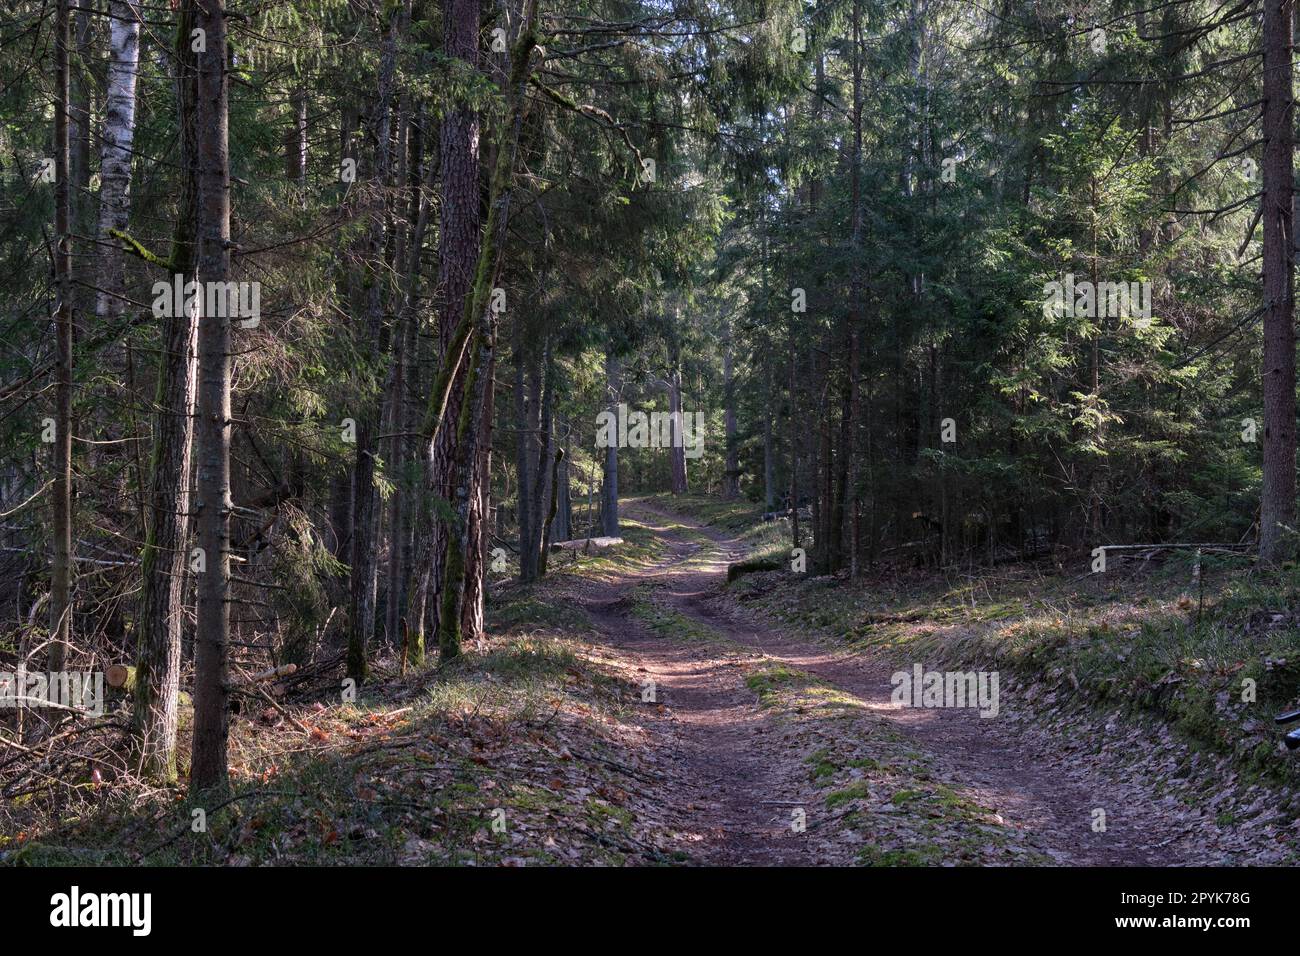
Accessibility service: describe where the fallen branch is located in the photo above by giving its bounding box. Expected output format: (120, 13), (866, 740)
(231, 663), (311, 735)
(242, 663), (298, 684)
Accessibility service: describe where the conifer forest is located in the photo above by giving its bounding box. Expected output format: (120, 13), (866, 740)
(1, 0), (1300, 915)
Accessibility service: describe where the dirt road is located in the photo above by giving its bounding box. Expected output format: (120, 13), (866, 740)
(577, 502), (1282, 866)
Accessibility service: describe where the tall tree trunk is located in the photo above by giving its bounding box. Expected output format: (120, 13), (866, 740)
(190, 0), (233, 794)
(399, 146), (425, 650)
(284, 86), (307, 189)
(49, 0), (73, 678)
(601, 350), (620, 535)
(440, 332), (493, 660)
(346, 5), (402, 682)
(539, 448), (563, 576)
(788, 343), (800, 549)
(437, 0), (541, 660)
(817, 349), (832, 569)
(514, 333), (535, 581)
(462, 348), (495, 641)
(330, 471), (353, 560)
(830, 342), (850, 573)
(385, 109), (428, 648)
(763, 407), (775, 511)
(133, 1), (200, 782)
(553, 416), (571, 542)
(69, 6), (91, 318)
(723, 320), (739, 498)
(96, 0), (142, 324)
(406, 0), (483, 662)
(846, 0), (864, 579)
(1260, 0), (1296, 565)
(668, 357), (687, 495)
(530, 337), (554, 573)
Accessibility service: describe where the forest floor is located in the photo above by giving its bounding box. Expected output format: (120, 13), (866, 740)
(8, 497), (1300, 865)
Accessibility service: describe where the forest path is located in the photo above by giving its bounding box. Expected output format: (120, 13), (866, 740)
(579, 501), (1236, 866)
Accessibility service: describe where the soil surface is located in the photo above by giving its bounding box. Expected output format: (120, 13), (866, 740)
(577, 502), (1287, 866)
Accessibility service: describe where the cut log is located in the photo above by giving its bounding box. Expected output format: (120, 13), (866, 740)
(243, 663), (297, 684)
(105, 663), (192, 727)
(105, 663), (136, 692)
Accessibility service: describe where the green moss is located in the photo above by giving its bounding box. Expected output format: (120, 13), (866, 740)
(826, 780), (871, 807)
(586, 797), (635, 830)
(745, 665), (815, 706)
(626, 587), (726, 644)
(858, 843), (944, 866)
(810, 761), (837, 780)
(890, 788), (923, 805)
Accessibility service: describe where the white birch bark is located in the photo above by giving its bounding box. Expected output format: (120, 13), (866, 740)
(95, 0), (142, 321)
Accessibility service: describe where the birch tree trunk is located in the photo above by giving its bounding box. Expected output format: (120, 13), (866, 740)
(529, 338), (554, 575)
(69, 7), (91, 319)
(95, 0), (142, 323)
(284, 86), (307, 189)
